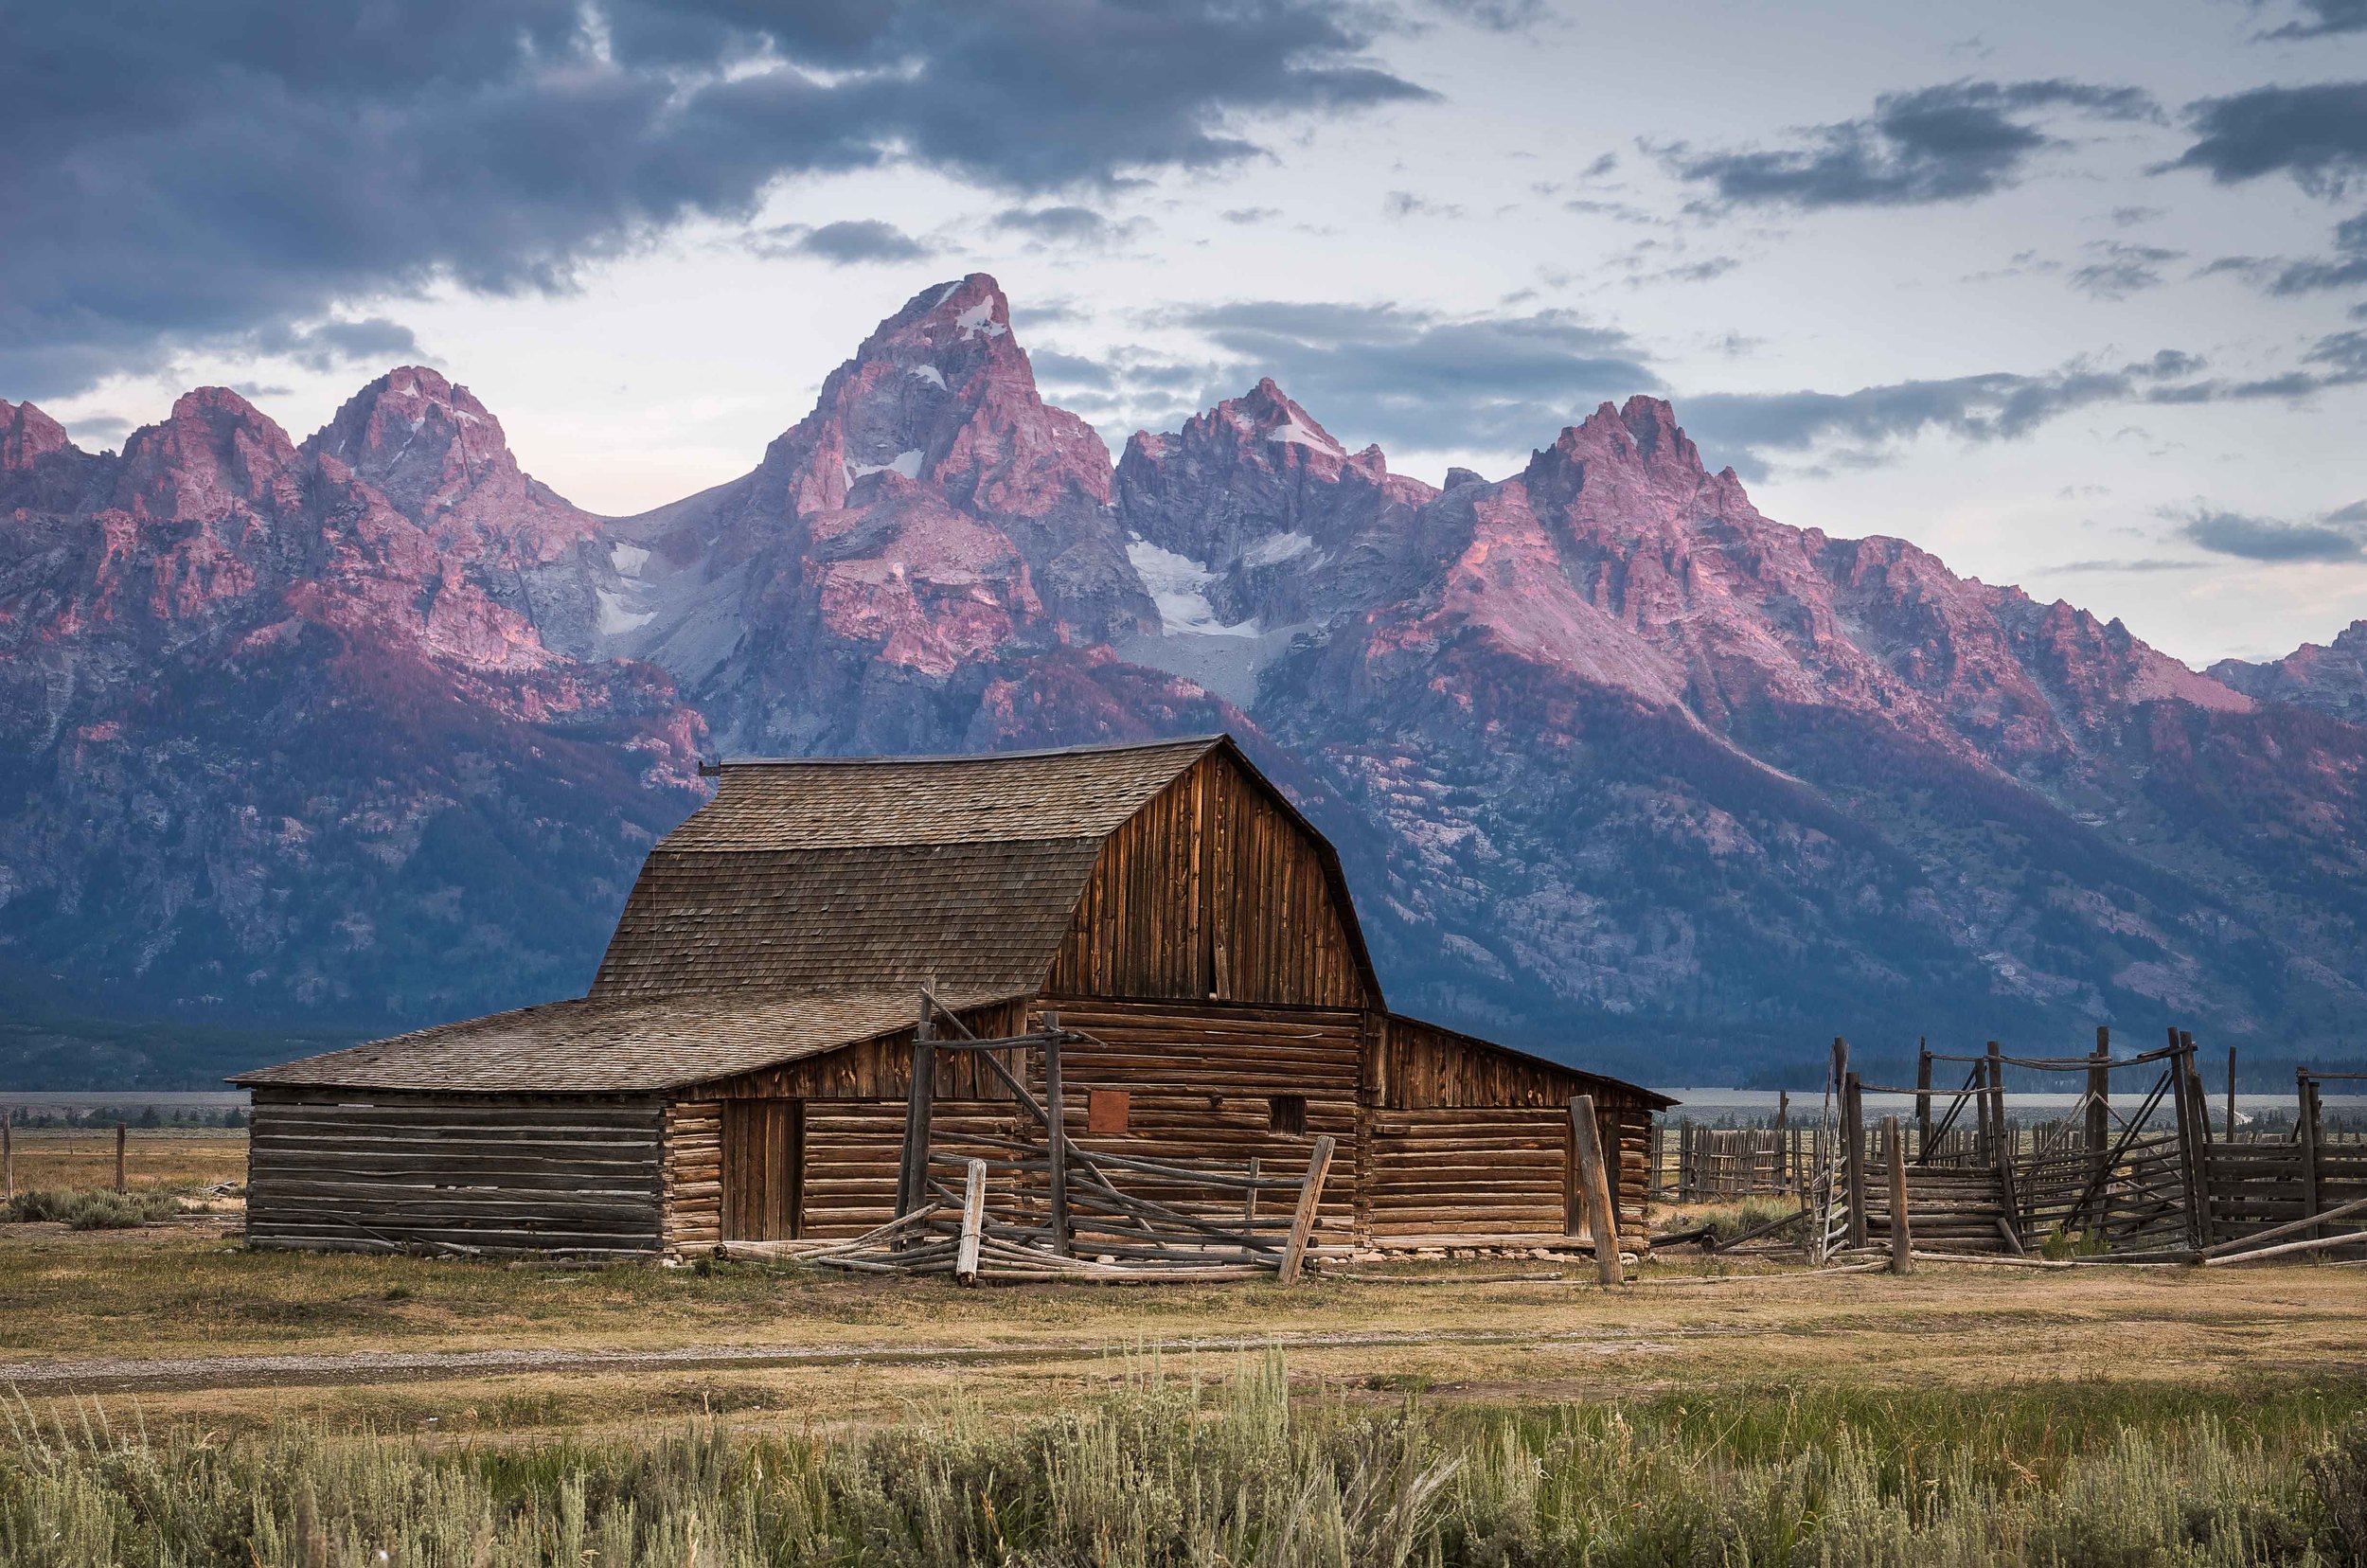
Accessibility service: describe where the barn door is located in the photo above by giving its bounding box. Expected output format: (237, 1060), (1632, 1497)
(721, 1099), (805, 1240)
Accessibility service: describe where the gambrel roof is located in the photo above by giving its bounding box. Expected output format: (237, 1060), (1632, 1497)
(239, 735), (1378, 1092)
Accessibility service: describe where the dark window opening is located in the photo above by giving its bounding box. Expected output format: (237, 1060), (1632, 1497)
(1269, 1095), (1307, 1135)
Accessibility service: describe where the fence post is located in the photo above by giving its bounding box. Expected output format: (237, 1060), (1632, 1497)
(1045, 1012), (1069, 1257)
(2226, 1046), (2237, 1140)
(1775, 1090), (1790, 1192)
(1984, 1042), (2005, 1169)
(1570, 1096), (1622, 1286)
(1885, 1114), (1913, 1274)
(2087, 1027), (2111, 1234)
(2, 1107), (11, 1202)
(115, 1122), (127, 1195)
(2300, 1068), (2323, 1250)
(1843, 1071), (1868, 1250)
(1915, 1042), (1932, 1163)
(896, 994), (937, 1222)
(2182, 1033), (2216, 1248)
(1278, 1134), (1336, 1285)
(954, 1158), (988, 1285)
(2168, 1034), (2203, 1251)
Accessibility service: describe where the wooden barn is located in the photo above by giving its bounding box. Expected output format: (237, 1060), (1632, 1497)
(234, 736), (1672, 1260)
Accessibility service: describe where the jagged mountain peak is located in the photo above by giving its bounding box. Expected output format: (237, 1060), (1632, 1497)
(307, 366), (523, 516)
(0, 399), (74, 472)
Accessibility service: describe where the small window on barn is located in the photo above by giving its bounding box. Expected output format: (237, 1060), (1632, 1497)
(1268, 1095), (1307, 1135)
(1087, 1088), (1131, 1135)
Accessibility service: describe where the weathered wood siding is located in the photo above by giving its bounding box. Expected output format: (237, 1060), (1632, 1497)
(664, 1100), (721, 1252)
(801, 1101), (1029, 1238)
(1046, 752), (1368, 1007)
(1366, 1018), (1656, 1239)
(721, 1098), (804, 1240)
(1032, 999), (1363, 1241)
(695, 999), (1030, 1101)
(246, 1090), (665, 1255)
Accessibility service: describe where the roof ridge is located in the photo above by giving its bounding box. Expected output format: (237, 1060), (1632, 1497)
(714, 734), (1228, 769)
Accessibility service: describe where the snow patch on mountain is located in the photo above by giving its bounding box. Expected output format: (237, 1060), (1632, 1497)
(595, 587), (654, 634)
(609, 543), (650, 576)
(1125, 537), (1258, 637)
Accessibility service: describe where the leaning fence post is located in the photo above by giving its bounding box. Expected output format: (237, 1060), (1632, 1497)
(1570, 1096), (1623, 1285)
(1278, 1133), (1336, 1285)
(1884, 1114), (1913, 1274)
(954, 1158), (988, 1285)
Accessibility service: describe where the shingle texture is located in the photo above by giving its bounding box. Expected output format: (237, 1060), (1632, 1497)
(232, 987), (1024, 1093)
(667, 739), (1220, 851)
(236, 738), (1223, 1092)
(589, 738), (1219, 1001)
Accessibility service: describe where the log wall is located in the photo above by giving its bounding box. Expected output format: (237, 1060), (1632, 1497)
(1046, 752), (1369, 1008)
(246, 1091), (666, 1255)
(664, 1100), (721, 1252)
(1361, 1103), (1651, 1242)
(1031, 998), (1363, 1240)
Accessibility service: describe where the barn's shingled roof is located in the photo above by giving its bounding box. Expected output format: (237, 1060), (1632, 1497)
(230, 987), (1024, 1093)
(590, 737), (1221, 1002)
(236, 737), (1229, 1092)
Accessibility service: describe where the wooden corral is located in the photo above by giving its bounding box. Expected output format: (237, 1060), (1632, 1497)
(1782, 1034), (2367, 1267)
(236, 737), (1670, 1267)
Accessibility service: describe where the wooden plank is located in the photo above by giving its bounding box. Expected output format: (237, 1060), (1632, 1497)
(1278, 1135), (1336, 1285)
(1570, 1096), (1621, 1285)
(1885, 1115), (1913, 1274)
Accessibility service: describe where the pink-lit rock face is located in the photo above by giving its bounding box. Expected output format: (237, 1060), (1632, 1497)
(0, 375), (703, 1028)
(2213, 620), (2367, 724)
(4, 276), (2365, 1064)
(0, 400), (71, 472)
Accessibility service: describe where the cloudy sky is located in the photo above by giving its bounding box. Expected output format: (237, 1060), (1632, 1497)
(9, 0), (2367, 664)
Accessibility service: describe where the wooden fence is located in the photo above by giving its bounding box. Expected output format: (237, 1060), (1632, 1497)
(1701, 1033), (2367, 1266)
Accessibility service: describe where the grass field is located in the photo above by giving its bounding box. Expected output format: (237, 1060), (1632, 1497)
(3, 1124), (246, 1195)
(9, 1135), (2367, 1561)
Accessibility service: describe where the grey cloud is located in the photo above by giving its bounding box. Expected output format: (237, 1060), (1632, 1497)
(1220, 206), (1283, 224)
(2069, 240), (2184, 299)
(992, 205), (1141, 246)
(1028, 348), (1116, 390)
(1424, 0), (1548, 29)
(1384, 191), (1466, 219)
(2264, 211), (2367, 294)
(65, 416), (133, 448)
(2248, 0), (2367, 37)
(2168, 81), (2367, 195)
(2178, 507), (2365, 561)
(1168, 298), (1660, 454)
(1677, 347), (2347, 477)
(2330, 499), (2367, 523)
(0, 0), (1432, 399)
(753, 220), (934, 264)
(249, 317), (424, 373)
(1664, 80), (2160, 210)
(2044, 558), (2213, 573)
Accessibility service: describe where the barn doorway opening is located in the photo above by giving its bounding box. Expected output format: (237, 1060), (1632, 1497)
(721, 1098), (804, 1241)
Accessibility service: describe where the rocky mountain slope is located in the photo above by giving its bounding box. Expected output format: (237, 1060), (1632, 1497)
(2212, 622), (2367, 724)
(4, 275), (2363, 1080)
(0, 379), (704, 1034)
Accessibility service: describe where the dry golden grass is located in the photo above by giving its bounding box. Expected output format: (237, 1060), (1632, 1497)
(6, 1222), (2365, 1441)
(2, 1126), (245, 1195)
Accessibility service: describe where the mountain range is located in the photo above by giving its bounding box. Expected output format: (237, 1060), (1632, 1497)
(5, 274), (2364, 1087)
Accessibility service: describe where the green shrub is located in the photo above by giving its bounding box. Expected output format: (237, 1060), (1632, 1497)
(2, 1189), (183, 1229)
